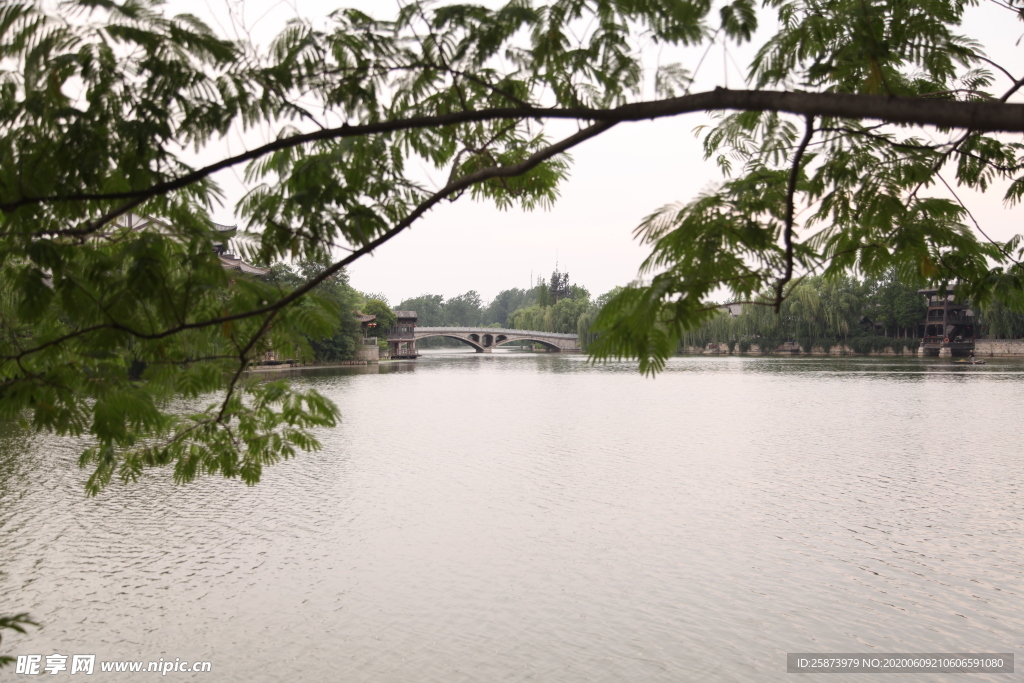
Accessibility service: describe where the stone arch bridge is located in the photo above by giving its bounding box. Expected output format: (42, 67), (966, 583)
(393, 327), (580, 354)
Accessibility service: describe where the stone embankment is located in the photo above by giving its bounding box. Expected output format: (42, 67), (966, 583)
(247, 358), (379, 375)
(355, 345), (380, 362)
(684, 342), (912, 356)
(974, 339), (1024, 356)
(686, 338), (1024, 356)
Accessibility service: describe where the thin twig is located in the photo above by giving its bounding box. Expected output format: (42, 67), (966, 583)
(906, 69), (1024, 203)
(936, 171), (1021, 266)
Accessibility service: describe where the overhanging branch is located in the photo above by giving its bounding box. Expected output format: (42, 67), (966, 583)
(775, 114), (815, 311)
(5, 88), (1024, 215)
(1, 120), (617, 360)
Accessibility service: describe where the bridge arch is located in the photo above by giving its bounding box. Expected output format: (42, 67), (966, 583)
(414, 332), (485, 352)
(495, 337), (560, 351)
(408, 326), (579, 353)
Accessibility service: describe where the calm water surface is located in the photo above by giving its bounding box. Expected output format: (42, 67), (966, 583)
(2, 352), (1022, 681)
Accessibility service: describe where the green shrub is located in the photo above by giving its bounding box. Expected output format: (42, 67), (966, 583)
(847, 336), (922, 355)
(759, 336), (780, 354)
(847, 337), (872, 355)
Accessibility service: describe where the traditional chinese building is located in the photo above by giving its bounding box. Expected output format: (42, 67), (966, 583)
(917, 287), (976, 356)
(721, 302), (745, 317)
(355, 311), (418, 359)
(112, 214), (270, 275)
(211, 223), (269, 276)
(389, 311), (419, 358)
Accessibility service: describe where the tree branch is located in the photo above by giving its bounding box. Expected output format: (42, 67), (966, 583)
(775, 114), (815, 311)
(6, 89), (1024, 216)
(2, 120), (617, 361)
(906, 70), (1024, 203)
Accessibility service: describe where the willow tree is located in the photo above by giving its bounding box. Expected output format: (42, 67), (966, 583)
(3, 0), (1024, 493)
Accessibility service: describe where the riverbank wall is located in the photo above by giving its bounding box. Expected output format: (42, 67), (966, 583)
(685, 338), (1024, 356)
(682, 342), (915, 356)
(974, 339), (1024, 356)
(355, 345), (380, 362)
(247, 358), (379, 376)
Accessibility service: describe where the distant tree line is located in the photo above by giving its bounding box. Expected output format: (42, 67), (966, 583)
(261, 265), (1024, 362)
(397, 270), (619, 350)
(978, 300), (1024, 339)
(681, 272), (928, 354)
(263, 262), (387, 362)
(260, 264), (619, 359)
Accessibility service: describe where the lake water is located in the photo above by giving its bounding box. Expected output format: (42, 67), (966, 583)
(2, 351), (1022, 681)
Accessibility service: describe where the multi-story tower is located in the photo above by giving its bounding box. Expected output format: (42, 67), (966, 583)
(918, 288), (975, 356)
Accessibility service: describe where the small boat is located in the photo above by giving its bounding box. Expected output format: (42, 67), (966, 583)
(954, 358), (986, 365)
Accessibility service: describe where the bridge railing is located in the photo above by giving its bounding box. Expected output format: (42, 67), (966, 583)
(413, 326), (578, 339)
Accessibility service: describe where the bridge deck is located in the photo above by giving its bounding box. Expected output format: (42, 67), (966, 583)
(413, 326), (577, 339)
(387, 326), (580, 354)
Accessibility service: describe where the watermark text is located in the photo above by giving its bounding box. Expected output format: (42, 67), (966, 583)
(15, 654), (211, 675)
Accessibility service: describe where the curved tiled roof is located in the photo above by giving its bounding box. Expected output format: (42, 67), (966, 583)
(218, 255), (269, 275)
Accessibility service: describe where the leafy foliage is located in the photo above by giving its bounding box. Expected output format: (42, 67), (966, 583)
(677, 273), (924, 353)
(398, 294), (448, 327)
(1, 0), (1023, 489)
(3, 0), (727, 491)
(978, 298), (1024, 339)
(9, 0), (1024, 658)
(506, 276), (603, 338)
(443, 291), (484, 326)
(482, 288), (533, 327)
(0, 613), (37, 669)
(589, 1), (1024, 373)
(362, 299), (397, 336)
(0, 218), (340, 496)
(266, 262), (364, 363)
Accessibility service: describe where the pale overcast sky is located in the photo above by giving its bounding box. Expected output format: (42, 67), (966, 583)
(167, 0), (1024, 305)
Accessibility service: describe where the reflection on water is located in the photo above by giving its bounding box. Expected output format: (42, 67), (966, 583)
(246, 358), (421, 379)
(2, 353), (1022, 682)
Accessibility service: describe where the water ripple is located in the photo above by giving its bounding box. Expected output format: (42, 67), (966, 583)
(1, 353), (1021, 681)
